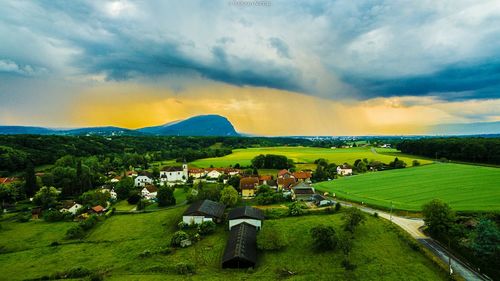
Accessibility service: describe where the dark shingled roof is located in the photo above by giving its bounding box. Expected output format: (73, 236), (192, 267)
(222, 222), (257, 268)
(228, 206), (265, 221)
(183, 199), (225, 218)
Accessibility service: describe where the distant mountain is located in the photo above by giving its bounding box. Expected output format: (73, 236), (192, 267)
(138, 115), (239, 136)
(0, 115), (239, 136)
(428, 121), (500, 135)
(0, 126), (141, 136)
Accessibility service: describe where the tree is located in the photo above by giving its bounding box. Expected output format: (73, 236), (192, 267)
(422, 199), (455, 238)
(115, 177), (134, 200)
(412, 160), (421, 166)
(127, 192), (141, 204)
(24, 161), (37, 197)
(157, 186), (176, 207)
(389, 157), (406, 169)
(310, 225), (338, 251)
(171, 231), (189, 247)
(470, 219), (500, 259)
(219, 186), (238, 207)
(33, 186), (59, 209)
(226, 175), (241, 190)
(342, 207), (366, 233)
(151, 166), (160, 179)
(0, 184), (17, 209)
(80, 190), (110, 207)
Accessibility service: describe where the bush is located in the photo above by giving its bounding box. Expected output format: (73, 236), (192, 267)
(66, 266), (92, 278)
(79, 215), (99, 231)
(178, 221), (189, 229)
(137, 199), (148, 210)
(335, 202), (341, 212)
(257, 227), (288, 251)
(310, 225), (338, 251)
(288, 202), (304, 216)
(342, 207), (366, 233)
(16, 212), (31, 222)
(170, 231), (190, 247)
(43, 209), (65, 222)
(127, 193), (141, 204)
(66, 225), (85, 239)
(412, 160), (421, 166)
(197, 220), (216, 235)
(50, 241), (60, 247)
(157, 186), (176, 207)
(373, 212), (379, 218)
(174, 262), (195, 275)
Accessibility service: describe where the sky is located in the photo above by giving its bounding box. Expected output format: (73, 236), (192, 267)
(0, 0), (499, 136)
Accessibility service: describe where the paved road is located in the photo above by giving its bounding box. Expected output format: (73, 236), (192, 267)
(333, 199), (488, 281)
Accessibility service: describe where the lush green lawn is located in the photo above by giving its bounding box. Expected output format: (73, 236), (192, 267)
(0, 207), (446, 280)
(315, 163), (500, 212)
(190, 146), (431, 168)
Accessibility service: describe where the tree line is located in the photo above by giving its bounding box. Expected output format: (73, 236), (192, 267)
(397, 137), (500, 165)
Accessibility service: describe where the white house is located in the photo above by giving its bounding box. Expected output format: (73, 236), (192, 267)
(206, 169), (223, 179)
(188, 168), (206, 179)
(183, 200), (225, 224)
(337, 164), (353, 176)
(141, 185), (158, 200)
(135, 175), (153, 187)
(61, 203), (83, 215)
(227, 206), (264, 230)
(160, 163), (188, 184)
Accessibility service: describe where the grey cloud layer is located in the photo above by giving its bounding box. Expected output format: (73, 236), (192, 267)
(0, 0), (499, 100)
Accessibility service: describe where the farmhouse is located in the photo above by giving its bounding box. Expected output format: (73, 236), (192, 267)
(292, 171), (312, 182)
(228, 206), (264, 230)
(60, 202), (83, 215)
(134, 175), (153, 187)
(206, 169), (223, 179)
(258, 175), (272, 185)
(141, 185), (158, 200)
(291, 182), (315, 201)
(337, 163), (353, 176)
(278, 177), (297, 190)
(240, 177), (259, 198)
(160, 163), (188, 184)
(222, 222), (258, 269)
(90, 205), (105, 215)
(183, 199), (225, 224)
(188, 168), (206, 179)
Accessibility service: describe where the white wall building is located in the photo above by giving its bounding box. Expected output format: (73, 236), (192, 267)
(337, 164), (353, 176)
(227, 206), (264, 230)
(160, 163), (188, 184)
(135, 175), (153, 187)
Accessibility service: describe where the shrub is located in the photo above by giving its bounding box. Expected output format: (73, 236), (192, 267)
(310, 225), (338, 251)
(65, 266), (92, 278)
(288, 202), (304, 216)
(79, 215), (98, 230)
(412, 160), (421, 166)
(16, 212), (31, 222)
(342, 207), (366, 233)
(43, 209), (65, 222)
(50, 241), (60, 247)
(136, 199), (148, 210)
(157, 186), (176, 207)
(373, 212), (379, 218)
(341, 258), (357, 271)
(197, 220), (216, 235)
(335, 202), (341, 212)
(257, 227), (288, 251)
(66, 225), (85, 239)
(174, 262), (195, 275)
(127, 193), (141, 204)
(178, 221), (189, 229)
(170, 231), (189, 247)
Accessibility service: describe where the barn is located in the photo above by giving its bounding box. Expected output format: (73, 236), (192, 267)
(222, 222), (257, 269)
(182, 199), (225, 224)
(228, 206), (264, 230)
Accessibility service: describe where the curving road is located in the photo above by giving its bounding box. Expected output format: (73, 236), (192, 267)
(333, 199), (489, 281)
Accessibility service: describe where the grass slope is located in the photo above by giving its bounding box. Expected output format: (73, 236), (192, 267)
(190, 146), (431, 168)
(0, 207), (446, 280)
(315, 163), (500, 211)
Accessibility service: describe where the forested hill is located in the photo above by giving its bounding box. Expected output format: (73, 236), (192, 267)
(397, 138), (500, 165)
(0, 135), (318, 174)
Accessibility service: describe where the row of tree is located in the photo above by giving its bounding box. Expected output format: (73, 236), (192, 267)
(397, 137), (500, 165)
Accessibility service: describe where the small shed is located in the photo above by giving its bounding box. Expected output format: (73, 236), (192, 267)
(222, 222), (257, 269)
(228, 206), (264, 230)
(183, 199), (225, 224)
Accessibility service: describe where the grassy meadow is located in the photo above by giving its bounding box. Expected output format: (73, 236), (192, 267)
(315, 163), (500, 212)
(0, 206), (447, 280)
(190, 146), (432, 169)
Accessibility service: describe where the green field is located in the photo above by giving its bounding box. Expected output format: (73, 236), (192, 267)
(190, 146), (432, 169)
(315, 163), (500, 212)
(0, 207), (446, 280)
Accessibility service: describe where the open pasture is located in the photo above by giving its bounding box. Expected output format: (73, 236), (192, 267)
(315, 163), (500, 212)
